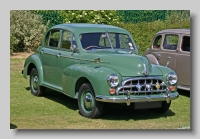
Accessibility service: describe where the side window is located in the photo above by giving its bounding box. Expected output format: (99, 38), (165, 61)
(153, 35), (162, 49)
(163, 35), (178, 50)
(48, 30), (60, 48)
(61, 31), (71, 50)
(181, 36), (190, 52)
(61, 30), (77, 50)
(45, 32), (50, 46)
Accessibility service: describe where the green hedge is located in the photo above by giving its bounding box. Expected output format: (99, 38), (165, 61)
(118, 19), (190, 54)
(10, 10), (190, 54)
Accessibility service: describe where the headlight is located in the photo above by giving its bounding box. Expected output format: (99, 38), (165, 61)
(166, 73), (178, 85)
(107, 74), (119, 88)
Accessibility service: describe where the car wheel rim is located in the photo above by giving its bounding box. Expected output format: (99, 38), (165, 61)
(31, 73), (38, 92)
(81, 89), (95, 114)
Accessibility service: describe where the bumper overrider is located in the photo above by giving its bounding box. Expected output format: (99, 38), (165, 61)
(96, 77), (179, 106)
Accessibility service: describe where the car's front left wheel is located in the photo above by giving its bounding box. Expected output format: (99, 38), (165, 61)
(78, 83), (104, 118)
(30, 68), (46, 96)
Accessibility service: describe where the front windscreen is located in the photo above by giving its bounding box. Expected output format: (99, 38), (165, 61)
(79, 32), (135, 51)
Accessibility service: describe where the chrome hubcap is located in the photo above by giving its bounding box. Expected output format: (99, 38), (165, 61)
(84, 95), (92, 109)
(32, 75), (38, 91)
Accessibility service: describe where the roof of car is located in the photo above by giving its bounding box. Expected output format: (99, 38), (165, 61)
(157, 29), (190, 34)
(51, 23), (129, 34)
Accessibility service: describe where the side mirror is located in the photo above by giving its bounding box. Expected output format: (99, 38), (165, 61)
(70, 44), (78, 53)
(166, 56), (171, 67)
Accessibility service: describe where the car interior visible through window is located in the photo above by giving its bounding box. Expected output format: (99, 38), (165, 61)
(61, 31), (71, 50)
(181, 36), (190, 52)
(153, 35), (162, 49)
(163, 35), (178, 50)
(80, 32), (134, 50)
(49, 30), (60, 48)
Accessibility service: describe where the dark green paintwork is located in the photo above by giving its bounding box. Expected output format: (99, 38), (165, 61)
(23, 23), (178, 100)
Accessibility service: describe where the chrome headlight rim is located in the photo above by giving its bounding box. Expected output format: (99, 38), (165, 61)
(166, 72), (178, 85)
(107, 74), (119, 88)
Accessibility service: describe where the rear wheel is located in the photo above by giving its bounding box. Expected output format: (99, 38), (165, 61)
(152, 101), (171, 113)
(78, 83), (103, 118)
(30, 68), (46, 96)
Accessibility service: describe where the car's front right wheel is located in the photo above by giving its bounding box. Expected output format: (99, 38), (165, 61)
(78, 83), (104, 118)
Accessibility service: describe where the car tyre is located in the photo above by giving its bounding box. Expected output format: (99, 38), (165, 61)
(30, 68), (46, 96)
(78, 83), (104, 118)
(152, 101), (171, 113)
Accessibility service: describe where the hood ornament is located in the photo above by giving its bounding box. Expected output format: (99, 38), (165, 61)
(140, 57), (149, 75)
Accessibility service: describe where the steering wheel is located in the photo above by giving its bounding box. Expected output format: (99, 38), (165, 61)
(84, 46), (99, 50)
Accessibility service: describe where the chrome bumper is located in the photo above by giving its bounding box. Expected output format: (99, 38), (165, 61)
(96, 92), (179, 106)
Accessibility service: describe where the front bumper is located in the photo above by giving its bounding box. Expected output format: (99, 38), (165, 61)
(96, 92), (179, 106)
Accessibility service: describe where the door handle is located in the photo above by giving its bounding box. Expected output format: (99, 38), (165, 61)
(56, 53), (61, 58)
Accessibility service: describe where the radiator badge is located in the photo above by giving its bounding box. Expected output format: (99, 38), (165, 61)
(155, 83), (160, 90)
(136, 83), (142, 91)
(146, 84), (151, 91)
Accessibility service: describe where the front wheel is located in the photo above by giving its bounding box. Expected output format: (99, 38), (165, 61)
(30, 68), (46, 96)
(78, 83), (103, 118)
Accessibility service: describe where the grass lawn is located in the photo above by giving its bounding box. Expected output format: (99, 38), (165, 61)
(10, 58), (190, 129)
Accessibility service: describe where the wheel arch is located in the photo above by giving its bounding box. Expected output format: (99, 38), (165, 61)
(23, 54), (44, 85)
(146, 54), (159, 65)
(75, 77), (92, 99)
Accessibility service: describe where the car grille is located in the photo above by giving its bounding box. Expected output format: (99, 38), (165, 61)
(116, 77), (167, 95)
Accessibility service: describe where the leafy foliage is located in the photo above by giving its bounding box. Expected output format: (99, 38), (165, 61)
(10, 10), (190, 54)
(118, 18), (190, 54)
(165, 10), (190, 24)
(62, 10), (123, 25)
(10, 10), (49, 54)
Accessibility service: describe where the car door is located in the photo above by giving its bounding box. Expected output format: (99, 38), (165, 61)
(158, 34), (180, 71)
(40, 29), (61, 86)
(175, 35), (190, 87)
(54, 30), (80, 94)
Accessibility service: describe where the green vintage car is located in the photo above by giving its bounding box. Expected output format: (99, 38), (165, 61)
(22, 23), (179, 118)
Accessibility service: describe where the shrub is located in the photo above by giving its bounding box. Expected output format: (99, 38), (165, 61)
(63, 10), (123, 25)
(10, 10), (49, 53)
(118, 18), (190, 54)
(165, 10), (190, 24)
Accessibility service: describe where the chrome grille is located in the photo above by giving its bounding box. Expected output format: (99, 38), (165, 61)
(116, 77), (167, 95)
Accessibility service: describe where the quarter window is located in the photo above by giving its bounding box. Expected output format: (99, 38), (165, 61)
(163, 35), (178, 50)
(153, 35), (162, 49)
(181, 36), (190, 52)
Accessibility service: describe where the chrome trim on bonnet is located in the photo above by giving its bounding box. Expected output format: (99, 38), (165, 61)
(140, 57), (149, 75)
